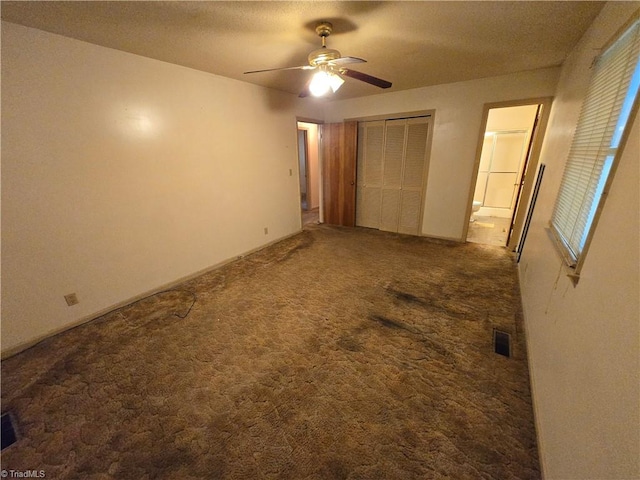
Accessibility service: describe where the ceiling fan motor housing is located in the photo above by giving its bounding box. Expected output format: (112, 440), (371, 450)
(308, 48), (341, 66)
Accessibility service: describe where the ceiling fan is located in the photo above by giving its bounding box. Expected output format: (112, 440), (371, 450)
(243, 21), (392, 97)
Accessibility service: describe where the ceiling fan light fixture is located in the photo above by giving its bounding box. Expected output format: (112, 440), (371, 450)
(328, 72), (345, 92)
(309, 70), (344, 97)
(309, 71), (331, 96)
(244, 20), (392, 97)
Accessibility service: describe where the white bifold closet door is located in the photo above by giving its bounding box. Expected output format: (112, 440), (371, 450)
(356, 121), (384, 229)
(356, 117), (430, 235)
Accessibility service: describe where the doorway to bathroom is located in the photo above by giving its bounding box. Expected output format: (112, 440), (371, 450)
(466, 99), (551, 248)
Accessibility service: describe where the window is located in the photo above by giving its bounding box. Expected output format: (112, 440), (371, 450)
(551, 18), (640, 277)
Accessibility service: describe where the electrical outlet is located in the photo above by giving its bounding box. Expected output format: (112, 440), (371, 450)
(64, 293), (79, 306)
(289, 169), (293, 176)
(264, 227), (269, 235)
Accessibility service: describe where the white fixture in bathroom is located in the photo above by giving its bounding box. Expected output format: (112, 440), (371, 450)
(471, 201), (482, 222)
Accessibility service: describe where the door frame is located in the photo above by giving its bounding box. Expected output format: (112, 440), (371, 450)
(464, 97), (553, 249)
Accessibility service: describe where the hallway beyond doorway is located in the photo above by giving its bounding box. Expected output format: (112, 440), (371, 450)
(302, 207), (319, 226)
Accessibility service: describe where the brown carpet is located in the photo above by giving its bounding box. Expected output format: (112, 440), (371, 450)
(1, 225), (540, 479)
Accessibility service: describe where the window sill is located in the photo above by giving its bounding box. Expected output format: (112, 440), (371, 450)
(545, 226), (580, 286)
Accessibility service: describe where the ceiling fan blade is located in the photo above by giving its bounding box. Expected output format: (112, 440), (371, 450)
(244, 65), (314, 74)
(329, 56), (366, 66)
(341, 69), (392, 89)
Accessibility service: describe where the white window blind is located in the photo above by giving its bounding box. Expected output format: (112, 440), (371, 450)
(551, 19), (640, 268)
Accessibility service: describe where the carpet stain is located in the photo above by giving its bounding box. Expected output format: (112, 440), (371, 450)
(323, 458), (350, 480)
(336, 335), (363, 352)
(368, 314), (407, 330)
(275, 232), (315, 263)
(420, 337), (454, 361)
(387, 287), (430, 308)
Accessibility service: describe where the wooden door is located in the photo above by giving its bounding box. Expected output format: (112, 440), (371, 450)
(322, 121), (357, 226)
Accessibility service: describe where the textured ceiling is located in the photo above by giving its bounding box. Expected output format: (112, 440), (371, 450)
(1, 1), (605, 100)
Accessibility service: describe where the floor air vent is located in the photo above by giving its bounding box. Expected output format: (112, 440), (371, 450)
(493, 329), (511, 358)
(1, 412), (17, 450)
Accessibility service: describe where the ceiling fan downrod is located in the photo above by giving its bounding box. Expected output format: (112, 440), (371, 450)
(309, 22), (340, 66)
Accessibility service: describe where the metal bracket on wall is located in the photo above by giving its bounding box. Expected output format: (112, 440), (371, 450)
(517, 164), (545, 263)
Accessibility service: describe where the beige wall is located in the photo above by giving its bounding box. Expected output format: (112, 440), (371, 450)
(519, 3), (640, 479)
(1, 22), (323, 355)
(324, 68), (560, 240)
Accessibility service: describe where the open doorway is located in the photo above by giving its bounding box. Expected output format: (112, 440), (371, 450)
(466, 100), (551, 248)
(297, 121), (321, 226)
